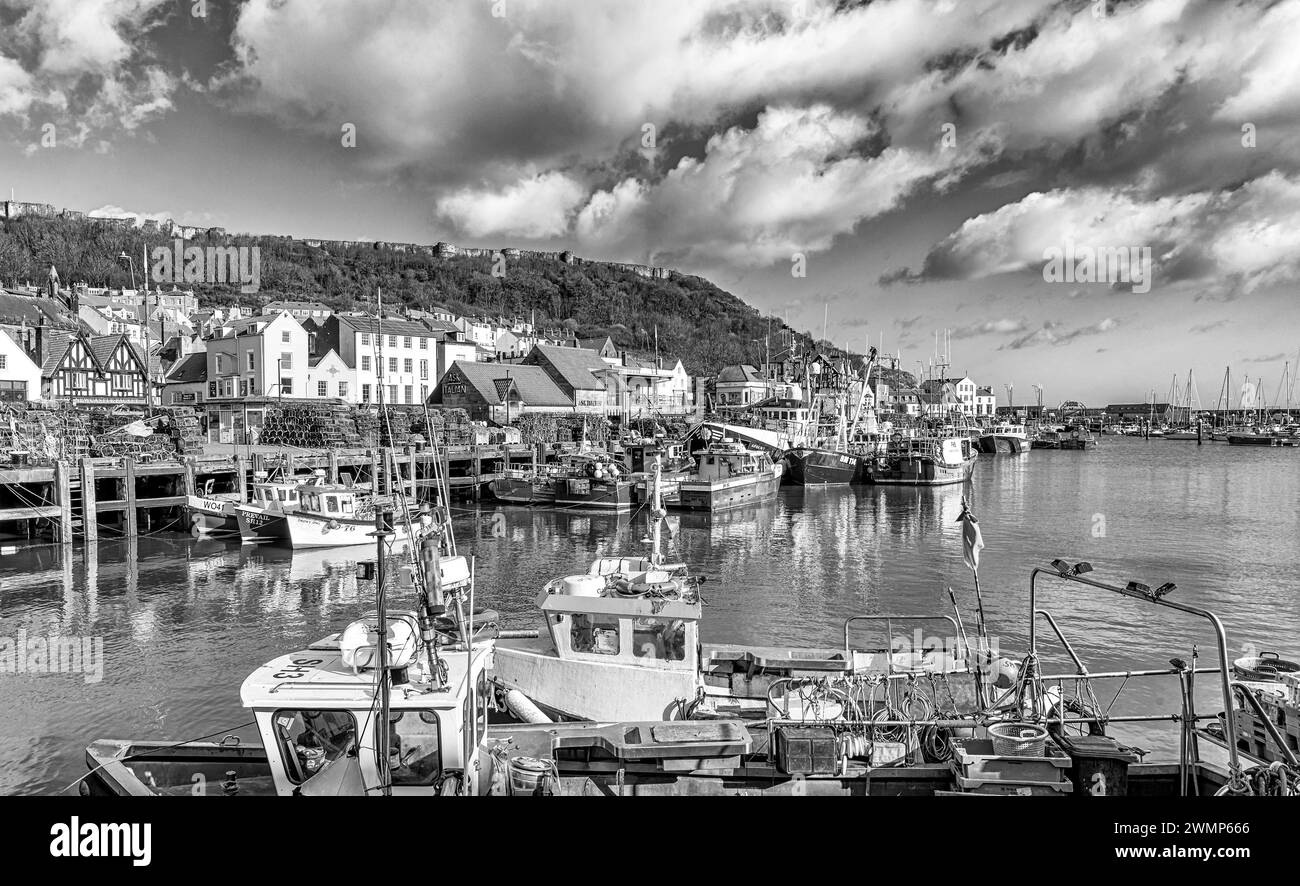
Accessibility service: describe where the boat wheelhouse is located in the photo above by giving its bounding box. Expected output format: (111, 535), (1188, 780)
(235, 471), (325, 543)
(673, 441), (784, 511)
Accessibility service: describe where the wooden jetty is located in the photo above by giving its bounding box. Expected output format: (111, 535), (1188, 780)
(0, 443), (555, 544)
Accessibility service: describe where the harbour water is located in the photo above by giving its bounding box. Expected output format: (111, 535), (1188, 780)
(2, 437), (1297, 795)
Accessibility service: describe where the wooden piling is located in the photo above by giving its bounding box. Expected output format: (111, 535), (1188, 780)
(80, 458), (98, 544)
(124, 457), (139, 538)
(54, 460), (73, 544)
(328, 449), (340, 485)
(234, 455), (248, 503)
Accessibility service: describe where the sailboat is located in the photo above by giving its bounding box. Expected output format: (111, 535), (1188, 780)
(1163, 370), (1206, 440)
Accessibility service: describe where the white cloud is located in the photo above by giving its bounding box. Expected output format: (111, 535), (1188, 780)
(436, 171), (586, 240)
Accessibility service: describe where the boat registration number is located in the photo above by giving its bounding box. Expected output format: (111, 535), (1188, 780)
(271, 658), (324, 680)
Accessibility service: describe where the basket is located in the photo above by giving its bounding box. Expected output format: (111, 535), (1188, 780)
(1233, 653), (1300, 683)
(988, 722), (1048, 757)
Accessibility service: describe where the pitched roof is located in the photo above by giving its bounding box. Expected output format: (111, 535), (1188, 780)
(716, 364), (763, 384)
(441, 361), (571, 407)
(164, 352), (207, 384)
(40, 331), (76, 376)
(0, 290), (80, 331)
(337, 314), (433, 338)
(527, 344), (607, 391)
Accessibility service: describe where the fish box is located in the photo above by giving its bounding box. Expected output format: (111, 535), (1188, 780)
(950, 738), (1072, 784)
(774, 726), (838, 776)
(953, 774), (1074, 796)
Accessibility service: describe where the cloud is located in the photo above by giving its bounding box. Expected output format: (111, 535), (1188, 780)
(437, 171), (586, 240)
(906, 172), (1300, 295)
(952, 318), (1028, 338)
(0, 1), (176, 145)
(1001, 317), (1119, 350)
(1244, 352), (1288, 363)
(1188, 320), (1229, 334)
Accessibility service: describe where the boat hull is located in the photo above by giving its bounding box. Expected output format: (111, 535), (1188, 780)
(976, 435), (1026, 454)
(784, 448), (859, 485)
(283, 511), (414, 549)
(554, 478), (635, 511)
(1227, 434), (1300, 447)
(488, 476), (557, 505)
(673, 466), (784, 511)
(234, 505), (288, 544)
(865, 455), (976, 486)
(186, 495), (241, 538)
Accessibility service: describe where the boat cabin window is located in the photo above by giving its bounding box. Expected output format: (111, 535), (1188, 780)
(326, 496), (339, 513)
(632, 617), (687, 662)
(278, 488), (289, 502)
(341, 498), (354, 514)
(388, 710), (442, 787)
(273, 709), (357, 785)
(571, 614), (620, 655)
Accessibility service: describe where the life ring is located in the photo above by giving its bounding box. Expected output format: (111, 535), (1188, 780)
(326, 519), (340, 531)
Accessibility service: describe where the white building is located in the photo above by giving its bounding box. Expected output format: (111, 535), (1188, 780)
(327, 315), (440, 405)
(205, 310), (310, 402)
(0, 330), (42, 402)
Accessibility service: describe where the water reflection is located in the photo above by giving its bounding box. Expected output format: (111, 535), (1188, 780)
(1, 438), (1298, 791)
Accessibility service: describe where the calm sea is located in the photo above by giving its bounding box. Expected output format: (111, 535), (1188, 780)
(1, 436), (1297, 794)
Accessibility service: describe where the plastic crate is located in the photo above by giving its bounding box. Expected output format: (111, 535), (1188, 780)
(954, 774), (1074, 796)
(950, 738), (1071, 783)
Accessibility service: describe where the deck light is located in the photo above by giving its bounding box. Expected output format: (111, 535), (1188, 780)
(1125, 580), (1151, 595)
(1072, 562), (1093, 575)
(1154, 582), (1177, 598)
(1050, 558), (1071, 575)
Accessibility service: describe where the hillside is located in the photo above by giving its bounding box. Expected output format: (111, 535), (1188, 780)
(0, 214), (869, 378)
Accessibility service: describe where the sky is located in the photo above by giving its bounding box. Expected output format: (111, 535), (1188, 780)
(2, 0), (1299, 405)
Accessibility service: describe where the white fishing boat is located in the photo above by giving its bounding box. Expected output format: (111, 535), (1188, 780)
(186, 493), (242, 538)
(673, 441), (784, 511)
(283, 485), (417, 549)
(977, 421), (1030, 454)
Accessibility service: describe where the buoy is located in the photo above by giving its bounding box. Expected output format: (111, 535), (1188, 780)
(503, 688), (552, 724)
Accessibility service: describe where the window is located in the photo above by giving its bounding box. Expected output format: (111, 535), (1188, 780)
(403, 336), (411, 349)
(281, 377), (293, 395)
(272, 709), (357, 785)
(389, 385), (398, 403)
(418, 338), (428, 350)
(403, 358), (413, 373)
(362, 384), (371, 402)
(338, 381), (348, 398)
(361, 355), (371, 372)
(632, 617), (687, 661)
(281, 330), (290, 343)
(240, 379), (249, 397)
(388, 710), (442, 787)
(247, 351), (255, 371)
(0, 355), (6, 370)
(388, 335), (397, 348)
(404, 385), (413, 404)
(281, 352), (292, 370)
(389, 357), (398, 373)
(419, 360), (428, 380)
(361, 332), (370, 346)
(326, 496), (339, 513)
(571, 614), (620, 655)
(317, 381), (327, 397)
(420, 385), (428, 401)
(208, 380), (218, 398)
(215, 354), (224, 375)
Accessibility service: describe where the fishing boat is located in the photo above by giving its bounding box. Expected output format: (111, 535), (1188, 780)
(1031, 425), (1096, 450)
(186, 492), (242, 539)
(282, 484), (418, 549)
(785, 445), (860, 485)
(234, 471), (326, 543)
(487, 471), (557, 505)
(552, 453), (635, 511)
(1227, 428), (1300, 447)
(673, 441), (784, 511)
(864, 435), (977, 485)
(976, 421), (1029, 454)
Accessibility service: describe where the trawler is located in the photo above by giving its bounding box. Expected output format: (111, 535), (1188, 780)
(186, 493), (241, 538)
(864, 435), (977, 485)
(976, 421), (1030, 454)
(490, 452), (634, 510)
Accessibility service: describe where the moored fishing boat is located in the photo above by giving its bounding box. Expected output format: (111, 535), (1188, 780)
(283, 484), (416, 549)
(234, 470), (325, 543)
(864, 435), (976, 485)
(977, 420), (1029, 454)
(186, 493), (241, 538)
(784, 445), (860, 485)
(673, 441), (784, 511)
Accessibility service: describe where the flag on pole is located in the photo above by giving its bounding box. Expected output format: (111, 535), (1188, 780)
(958, 499), (984, 572)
